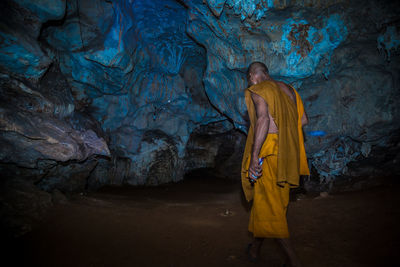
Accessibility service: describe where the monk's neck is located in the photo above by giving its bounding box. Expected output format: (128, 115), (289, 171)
(261, 76), (273, 82)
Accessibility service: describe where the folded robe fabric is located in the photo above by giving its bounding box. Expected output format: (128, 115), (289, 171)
(241, 80), (309, 202)
(247, 133), (290, 238)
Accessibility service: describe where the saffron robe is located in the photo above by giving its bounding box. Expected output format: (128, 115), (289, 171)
(241, 80), (310, 238)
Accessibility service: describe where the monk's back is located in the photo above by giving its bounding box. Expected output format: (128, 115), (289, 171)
(267, 81), (297, 133)
(275, 81), (297, 106)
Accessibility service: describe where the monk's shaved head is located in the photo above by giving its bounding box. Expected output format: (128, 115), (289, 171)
(247, 62), (270, 86)
(247, 62), (269, 78)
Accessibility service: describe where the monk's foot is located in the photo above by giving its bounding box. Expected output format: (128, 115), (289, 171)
(246, 243), (258, 262)
(288, 260), (302, 267)
(284, 258), (302, 267)
(276, 238), (302, 267)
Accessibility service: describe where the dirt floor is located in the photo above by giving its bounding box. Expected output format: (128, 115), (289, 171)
(4, 174), (400, 267)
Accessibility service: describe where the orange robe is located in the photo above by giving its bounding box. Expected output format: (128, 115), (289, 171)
(241, 80), (309, 238)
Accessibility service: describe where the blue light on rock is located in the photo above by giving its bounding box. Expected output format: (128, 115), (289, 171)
(0, 0), (399, 192)
(275, 14), (348, 78)
(378, 25), (400, 61)
(13, 0), (66, 22)
(0, 31), (51, 80)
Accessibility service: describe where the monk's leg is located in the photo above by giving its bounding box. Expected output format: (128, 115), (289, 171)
(276, 238), (302, 267)
(249, 237), (264, 259)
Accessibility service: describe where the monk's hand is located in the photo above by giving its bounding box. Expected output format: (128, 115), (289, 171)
(248, 157), (262, 183)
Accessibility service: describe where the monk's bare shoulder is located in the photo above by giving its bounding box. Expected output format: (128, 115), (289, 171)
(275, 80), (289, 90)
(275, 81), (296, 104)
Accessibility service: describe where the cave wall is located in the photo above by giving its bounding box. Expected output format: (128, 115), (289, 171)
(1, 0), (399, 188)
(186, 0), (400, 188)
(1, 0), (400, 234)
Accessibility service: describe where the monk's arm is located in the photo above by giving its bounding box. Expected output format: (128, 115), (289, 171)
(301, 110), (309, 126)
(297, 93), (309, 126)
(291, 84), (308, 126)
(249, 92), (270, 178)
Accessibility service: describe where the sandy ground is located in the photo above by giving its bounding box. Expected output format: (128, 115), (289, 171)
(4, 175), (400, 267)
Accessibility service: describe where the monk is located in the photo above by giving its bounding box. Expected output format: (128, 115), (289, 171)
(241, 62), (310, 267)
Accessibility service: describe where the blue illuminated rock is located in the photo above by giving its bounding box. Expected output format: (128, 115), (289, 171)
(206, 0), (346, 21)
(0, 0), (67, 80)
(378, 25), (400, 61)
(13, 0), (66, 22)
(187, 0), (400, 185)
(0, 30), (52, 80)
(1, 0), (400, 197)
(187, 2), (349, 130)
(39, 0), (222, 186)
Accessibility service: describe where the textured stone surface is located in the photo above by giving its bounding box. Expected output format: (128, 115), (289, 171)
(0, 0), (66, 80)
(187, 0), (350, 130)
(1, 0), (399, 184)
(186, 0), (400, 184)
(37, 159), (98, 192)
(40, 0), (222, 187)
(0, 73), (110, 169)
(184, 121), (245, 179)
